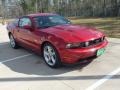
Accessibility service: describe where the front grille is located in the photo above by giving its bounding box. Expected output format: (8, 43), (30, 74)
(81, 37), (105, 47)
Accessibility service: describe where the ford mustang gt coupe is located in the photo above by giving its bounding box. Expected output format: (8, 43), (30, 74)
(7, 13), (108, 68)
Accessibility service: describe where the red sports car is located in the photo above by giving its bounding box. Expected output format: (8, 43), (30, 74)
(7, 13), (108, 68)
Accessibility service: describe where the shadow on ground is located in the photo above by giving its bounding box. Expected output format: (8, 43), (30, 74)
(0, 42), (120, 81)
(0, 42), (95, 76)
(3, 53), (94, 76)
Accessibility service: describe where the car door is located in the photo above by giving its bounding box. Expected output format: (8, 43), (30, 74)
(17, 17), (41, 51)
(16, 17), (33, 48)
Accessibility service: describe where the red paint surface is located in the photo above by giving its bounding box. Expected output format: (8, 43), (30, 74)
(7, 13), (108, 64)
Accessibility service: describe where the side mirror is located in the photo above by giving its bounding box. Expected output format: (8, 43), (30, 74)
(23, 25), (33, 31)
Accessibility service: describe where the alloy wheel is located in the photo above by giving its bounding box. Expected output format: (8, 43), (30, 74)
(43, 45), (56, 66)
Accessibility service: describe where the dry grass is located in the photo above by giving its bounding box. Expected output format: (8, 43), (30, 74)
(0, 19), (14, 24)
(0, 17), (120, 38)
(69, 17), (120, 38)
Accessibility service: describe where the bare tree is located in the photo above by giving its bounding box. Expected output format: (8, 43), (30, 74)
(4, 0), (120, 18)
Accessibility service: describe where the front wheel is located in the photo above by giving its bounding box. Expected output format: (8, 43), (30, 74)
(43, 43), (61, 68)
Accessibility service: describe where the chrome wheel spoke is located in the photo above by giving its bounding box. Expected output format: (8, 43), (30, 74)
(51, 51), (55, 56)
(51, 56), (56, 64)
(47, 46), (52, 53)
(44, 50), (49, 56)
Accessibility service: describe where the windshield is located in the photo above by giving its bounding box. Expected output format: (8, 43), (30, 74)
(33, 15), (71, 28)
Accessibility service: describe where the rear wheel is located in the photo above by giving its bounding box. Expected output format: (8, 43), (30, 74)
(43, 43), (61, 68)
(9, 34), (19, 49)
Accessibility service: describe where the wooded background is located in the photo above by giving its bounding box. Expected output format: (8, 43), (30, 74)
(0, 0), (120, 38)
(0, 0), (120, 18)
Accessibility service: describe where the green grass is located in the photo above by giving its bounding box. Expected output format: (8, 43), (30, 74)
(69, 17), (120, 38)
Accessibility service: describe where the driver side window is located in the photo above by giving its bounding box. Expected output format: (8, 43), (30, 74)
(19, 17), (31, 28)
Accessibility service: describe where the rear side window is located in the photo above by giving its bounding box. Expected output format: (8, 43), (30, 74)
(19, 18), (31, 28)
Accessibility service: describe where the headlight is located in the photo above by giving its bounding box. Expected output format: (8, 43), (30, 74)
(66, 43), (81, 48)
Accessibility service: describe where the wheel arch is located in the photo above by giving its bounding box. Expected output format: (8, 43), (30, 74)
(8, 32), (12, 38)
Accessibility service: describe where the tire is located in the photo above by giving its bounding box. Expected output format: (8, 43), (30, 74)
(43, 43), (61, 68)
(9, 34), (19, 49)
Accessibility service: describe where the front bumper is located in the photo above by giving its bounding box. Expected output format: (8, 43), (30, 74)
(59, 39), (108, 64)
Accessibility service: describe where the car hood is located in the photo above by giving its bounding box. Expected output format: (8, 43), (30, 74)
(44, 24), (104, 42)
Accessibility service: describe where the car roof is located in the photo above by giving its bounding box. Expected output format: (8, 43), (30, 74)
(26, 13), (57, 18)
